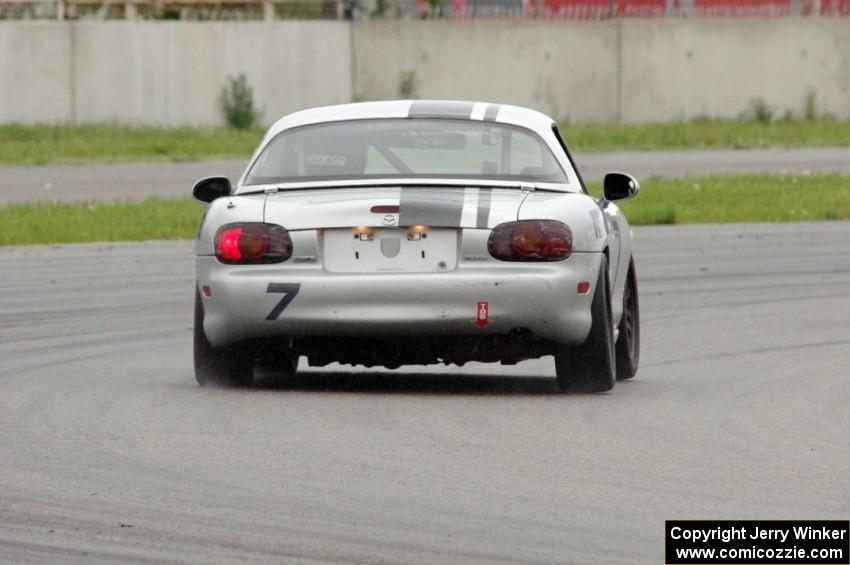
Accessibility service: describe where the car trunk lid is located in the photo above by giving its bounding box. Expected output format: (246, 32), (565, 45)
(263, 185), (526, 273)
(262, 185), (525, 230)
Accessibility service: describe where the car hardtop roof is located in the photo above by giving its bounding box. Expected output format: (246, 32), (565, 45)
(262, 100), (558, 140)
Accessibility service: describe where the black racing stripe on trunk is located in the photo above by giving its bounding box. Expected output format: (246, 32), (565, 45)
(399, 188), (465, 227)
(408, 101), (475, 119)
(476, 189), (492, 228)
(483, 104), (501, 122)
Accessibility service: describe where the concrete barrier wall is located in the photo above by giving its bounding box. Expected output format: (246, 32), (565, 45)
(354, 19), (850, 123)
(619, 18), (850, 123)
(73, 22), (352, 126)
(1, 19), (848, 125)
(352, 21), (621, 123)
(0, 23), (72, 123)
(0, 21), (352, 126)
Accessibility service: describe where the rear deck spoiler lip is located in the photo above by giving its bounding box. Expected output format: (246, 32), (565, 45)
(235, 178), (573, 196)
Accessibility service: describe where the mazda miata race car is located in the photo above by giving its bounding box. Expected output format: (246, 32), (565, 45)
(193, 100), (640, 392)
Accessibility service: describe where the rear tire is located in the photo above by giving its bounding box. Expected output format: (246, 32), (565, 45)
(194, 288), (255, 387)
(555, 256), (616, 393)
(615, 259), (640, 380)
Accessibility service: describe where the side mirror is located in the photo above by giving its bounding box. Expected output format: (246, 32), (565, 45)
(193, 176), (232, 203)
(602, 172), (640, 201)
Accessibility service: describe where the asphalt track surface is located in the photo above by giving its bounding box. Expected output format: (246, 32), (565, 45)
(1, 222), (848, 563)
(1, 146), (848, 204)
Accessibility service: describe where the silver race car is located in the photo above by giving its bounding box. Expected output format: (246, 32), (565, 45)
(193, 100), (640, 392)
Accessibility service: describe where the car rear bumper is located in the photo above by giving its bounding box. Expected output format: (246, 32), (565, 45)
(196, 252), (603, 347)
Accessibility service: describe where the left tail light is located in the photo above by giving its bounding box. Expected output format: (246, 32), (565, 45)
(214, 222), (292, 264)
(487, 220), (572, 262)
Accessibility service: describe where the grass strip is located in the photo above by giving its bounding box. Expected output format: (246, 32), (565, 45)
(610, 174), (850, 225)
(0, 124), (263, 166)
(560, 119), (850, 152)
(0, 120), (848, 166)
(0, 198), (205, 245)
(0, 174), (848, 246)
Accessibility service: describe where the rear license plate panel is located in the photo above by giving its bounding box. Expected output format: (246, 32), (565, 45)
(323, 228), (458, 273)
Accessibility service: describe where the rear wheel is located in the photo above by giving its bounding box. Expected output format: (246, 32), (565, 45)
(615, 259), (640, 380)
(194, 288), (254, 387)
(555, 256), (616, 393)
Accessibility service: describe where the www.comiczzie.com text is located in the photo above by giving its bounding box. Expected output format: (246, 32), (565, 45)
(666, 520), (850, 564)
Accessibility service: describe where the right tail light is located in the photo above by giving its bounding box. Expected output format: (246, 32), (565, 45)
(487, 220), (572, 262)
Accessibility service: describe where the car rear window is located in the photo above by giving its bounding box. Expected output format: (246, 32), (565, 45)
(244, 118), (568, 185)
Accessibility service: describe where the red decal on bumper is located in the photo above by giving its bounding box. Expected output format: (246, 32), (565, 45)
(475, 301), (490, 328)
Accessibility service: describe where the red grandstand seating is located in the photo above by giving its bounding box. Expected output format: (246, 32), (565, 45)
(438, 0), (850, 18)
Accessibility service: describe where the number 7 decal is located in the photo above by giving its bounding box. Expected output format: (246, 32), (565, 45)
(265, 283), (301, 320)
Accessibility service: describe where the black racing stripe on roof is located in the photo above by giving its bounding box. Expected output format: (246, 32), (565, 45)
(483, 104), (501, 122)
(408, 101), (475, 119)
